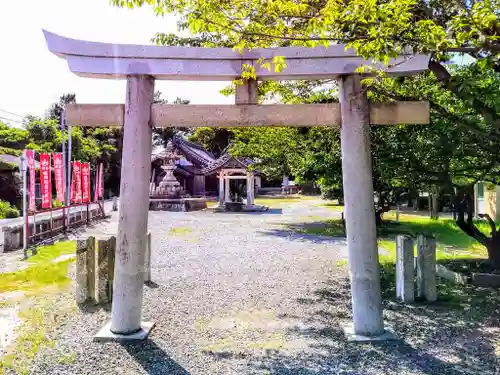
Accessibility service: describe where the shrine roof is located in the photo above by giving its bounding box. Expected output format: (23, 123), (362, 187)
(151, 136), (216, 168)
(201, 146), (256, 175)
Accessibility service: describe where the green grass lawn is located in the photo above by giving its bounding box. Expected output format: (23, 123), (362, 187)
(0, 241), (77, 375)
(254, 194), (318, 207)
(290, 212), (489, 261)
(321, 201), (345, 211)
(0, 241), (76, 293)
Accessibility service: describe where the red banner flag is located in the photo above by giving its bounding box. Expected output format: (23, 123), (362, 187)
(25, 150), (36, 212)
(72, 161), (82, 203)
(40, 153), (52, 209)
(81, 163), (90, 203)
(52, 153), (64, 202)
(70, 168), (75, 203)
(98, 163), (104, 198)
(93, 165), (98, 202)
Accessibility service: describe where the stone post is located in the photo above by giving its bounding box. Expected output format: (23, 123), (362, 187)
(97, 236), (115, 304)
(282, 175), (289, 194)
(112, 197), (118, 211)
(76, 238), (89, 304)
(339, 75), (384, 338)
(255, 175), (262, 191)
(86, 236), (96, 302)
(224, 176), (231, 203)
(396, 235), (414, 303)
(109, 76), (155, 336)
(218, 172), (225, 205)
(416, 235), (437, 302)
(246, 172), (255, 206)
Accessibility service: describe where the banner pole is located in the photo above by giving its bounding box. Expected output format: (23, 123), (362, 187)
(20, 152), (28, 259)
(61, 111), (67, 231)
(67, 125), (72, 225)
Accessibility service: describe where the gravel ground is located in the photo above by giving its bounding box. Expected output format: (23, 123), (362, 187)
(21, 199), (500, 375)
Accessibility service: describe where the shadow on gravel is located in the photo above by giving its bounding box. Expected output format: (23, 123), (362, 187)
(77, 301), (111, 313)
(262, 227), (346, 245)
(214, 209), (283, 215)
(250, 274), (500, 375)
(123, 340), (191, 375)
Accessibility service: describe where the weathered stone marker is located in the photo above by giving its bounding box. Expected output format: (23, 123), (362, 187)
(416, 235), (437, 302)
(43, 29), (430, 342)
(76, 237), (95, 304)
(396, 235), (415, 303)
(86, 236), (96, 301)
(97, 236), (116, 303)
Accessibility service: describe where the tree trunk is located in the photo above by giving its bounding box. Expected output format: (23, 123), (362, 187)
(429, 193), (439, 219)
(486, 237), (500, 270)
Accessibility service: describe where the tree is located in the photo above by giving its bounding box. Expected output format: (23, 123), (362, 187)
(152, 92), (191, 146)
(189, 128), (233, 158)
(112, 0), (498, 129)
(46, 93), (76, 123)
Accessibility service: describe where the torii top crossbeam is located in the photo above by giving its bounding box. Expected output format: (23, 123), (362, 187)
(43, 30), (429, 81)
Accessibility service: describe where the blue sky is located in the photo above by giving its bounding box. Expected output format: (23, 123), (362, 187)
(0, 0), (233, 124)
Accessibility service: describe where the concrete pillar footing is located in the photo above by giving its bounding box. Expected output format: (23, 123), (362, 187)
(93, 321), (155, 343)
(342, 322), (397, 342)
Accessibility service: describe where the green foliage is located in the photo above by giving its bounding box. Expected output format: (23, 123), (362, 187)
(0, 241), (75, 292)
(0, 93), (125, 200)
(189, 128), (233, 157)
(0, 200), (20, 219)
(0, 122), (29, 156)
(52, 199), (64, 208)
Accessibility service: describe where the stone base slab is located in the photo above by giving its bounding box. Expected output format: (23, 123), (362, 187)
(93, 321), (155, 343)
(242, 204), (269, 212)
(342, 322), (397, 342)
(213, 203), (269, 213)
(149, 198), (207, 212)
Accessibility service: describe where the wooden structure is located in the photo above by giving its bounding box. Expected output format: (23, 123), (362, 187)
(151, 136), (257, 199)
(43, 29), (430, 341)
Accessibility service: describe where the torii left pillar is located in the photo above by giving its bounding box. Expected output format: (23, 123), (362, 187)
(95, 75), (155, 341)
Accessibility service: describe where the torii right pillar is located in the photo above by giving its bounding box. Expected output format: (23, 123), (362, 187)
(339, 75), (391, 341)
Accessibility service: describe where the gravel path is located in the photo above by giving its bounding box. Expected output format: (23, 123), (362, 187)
(25, 199), (500, 375)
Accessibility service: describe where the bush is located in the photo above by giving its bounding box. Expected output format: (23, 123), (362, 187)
(0, 200), (20, 219)
(52, 199), (64, 208)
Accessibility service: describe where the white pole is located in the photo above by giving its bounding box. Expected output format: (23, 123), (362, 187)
(339, 75), (384, 337)
(110, 75), (155, 335)
(61, 110), (67, 229)
(67, 125), (72, 222)
(20, 152), (27, 258)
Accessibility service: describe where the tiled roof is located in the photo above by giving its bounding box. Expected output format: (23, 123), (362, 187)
(151, 136), (216, 168)
(151, 137), (255, 175)
(201, 148), (255, 175)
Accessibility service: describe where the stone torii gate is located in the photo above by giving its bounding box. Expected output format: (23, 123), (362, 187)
(42, 30), (430, 342)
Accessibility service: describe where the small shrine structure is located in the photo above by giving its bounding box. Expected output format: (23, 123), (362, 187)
(201, 147), (261, 211)
(149, 136), (260, 210)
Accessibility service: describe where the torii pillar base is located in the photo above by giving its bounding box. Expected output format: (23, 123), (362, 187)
(93, 321), (155, 343)
(342, 322), (397, 343)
